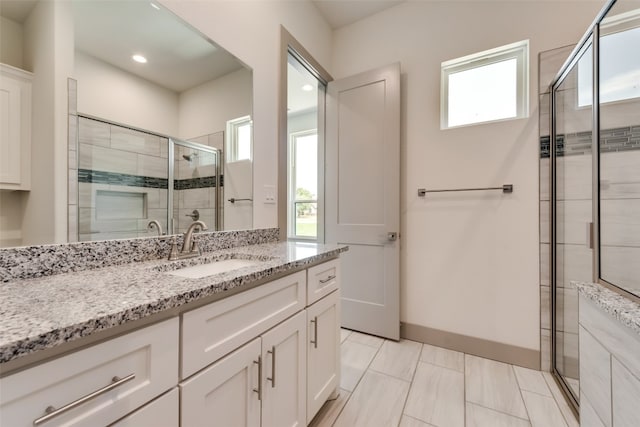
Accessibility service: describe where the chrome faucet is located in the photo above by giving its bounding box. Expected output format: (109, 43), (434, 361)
(168, 220), (208, 261)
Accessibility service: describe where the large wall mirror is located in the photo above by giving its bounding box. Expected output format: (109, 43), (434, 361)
(0, 0), (253, 247)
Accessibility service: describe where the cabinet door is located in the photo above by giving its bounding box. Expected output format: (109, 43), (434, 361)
(110, 388), (178, 427)
(180, 338), (261, 427)
(0, 65), (31, 189)
(306, 290), (341, 423)
(261, 311), (307, 427)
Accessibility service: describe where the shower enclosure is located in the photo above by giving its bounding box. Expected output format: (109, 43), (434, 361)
(550, 0), (640, 413)
(76, 116), (222, 241)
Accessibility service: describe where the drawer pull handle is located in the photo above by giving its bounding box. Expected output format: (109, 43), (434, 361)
(267, 346), (276, 388)
(33, 373), (136, 426)
(310, 317), (318, 349)
(253, 356), (262, 401)
(319, 275), (336, 284)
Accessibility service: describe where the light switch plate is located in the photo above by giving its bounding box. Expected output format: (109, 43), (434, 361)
(264, 185), (276, 204)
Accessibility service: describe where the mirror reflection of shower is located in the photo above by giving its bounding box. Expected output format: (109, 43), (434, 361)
(182, 153), (199, 162)
(170, 138), (222, 234)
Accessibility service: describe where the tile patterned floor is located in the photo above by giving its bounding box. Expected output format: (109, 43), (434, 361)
(310, 329), (579, 427)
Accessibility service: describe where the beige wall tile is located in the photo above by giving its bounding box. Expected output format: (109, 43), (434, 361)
(79, 117), (110, 147)
(579, 326), (612, 426)
(137, 153), (168, 179)
(612, 357), (640, 427)
(79, 144), (137, 175)
(111, 126), (162, 157)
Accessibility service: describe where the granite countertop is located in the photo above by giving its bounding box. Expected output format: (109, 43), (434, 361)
(575, 281), (640, 337)
(0, 241), (347, 365)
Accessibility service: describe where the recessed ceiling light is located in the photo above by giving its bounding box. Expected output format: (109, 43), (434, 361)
(150, 3), (160, 10)
(132, 54), (148, 64)
(302, 84), (313, 92)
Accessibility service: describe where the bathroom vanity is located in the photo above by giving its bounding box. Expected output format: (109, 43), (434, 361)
(576, 282), (640, 427)
(0, 231), (346, 426)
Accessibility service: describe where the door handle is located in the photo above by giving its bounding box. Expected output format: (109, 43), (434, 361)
(387, 232), (398, 242)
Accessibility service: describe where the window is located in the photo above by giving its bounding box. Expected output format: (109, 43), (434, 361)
(226, 115), (252, 162)
(290, 130), (318, 238)
(441, 40), (529, 129)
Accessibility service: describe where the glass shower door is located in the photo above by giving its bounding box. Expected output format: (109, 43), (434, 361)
(552, 38), (594, 404)
(170, 139), (221, 234)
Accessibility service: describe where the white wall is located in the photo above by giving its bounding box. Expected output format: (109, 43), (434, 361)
(75, 51), (179, 137)
(21, 0), (74, 245)
(160, 0), (333, 229)
(331, 1), (603, 351)
(0, 16), (24, 69)
(179, 67), (252, 139)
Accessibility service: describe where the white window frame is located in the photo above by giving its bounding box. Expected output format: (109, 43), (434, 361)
(288, 129), (319, 240)
(441, 40), (529, 129)
(225, 115), (252, 162)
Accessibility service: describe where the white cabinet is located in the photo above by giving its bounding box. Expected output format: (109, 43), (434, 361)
(110, 388), (179, 427)
(0, 258), (341, 427)
(180, 312), (308, 427)
(181, 270), (306, 378)
(180, 338), (262, 427)
(306, 289), (341, 423)
(261, 311), (307, 427)
(0, 318), (179, 427)
(0, 63), (31, 190)
(307, 259), (340, 305)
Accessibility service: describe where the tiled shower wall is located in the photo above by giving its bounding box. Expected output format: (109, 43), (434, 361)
(173, 133), (223, 234)
(76, 117), (169, 241)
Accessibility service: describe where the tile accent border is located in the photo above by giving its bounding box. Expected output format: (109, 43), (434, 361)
(78, 169), (168, 189)
(401, 322), (540, 370)
(540, 126), (640, 158)
(0, 228), (279, 282)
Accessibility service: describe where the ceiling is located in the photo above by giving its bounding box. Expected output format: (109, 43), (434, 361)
(0, 0), (37, 23)
(0, 1), (246, 93)
(311, 0), (405, 29)
(72, 1), (244, 93)
(287, 61), (319, 114)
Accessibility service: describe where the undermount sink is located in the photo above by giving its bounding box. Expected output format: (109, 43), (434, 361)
(166, 258), (264, 279)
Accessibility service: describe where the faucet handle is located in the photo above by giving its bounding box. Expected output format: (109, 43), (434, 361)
(191, 235), (202, 255)
(168, 236), (180, 261)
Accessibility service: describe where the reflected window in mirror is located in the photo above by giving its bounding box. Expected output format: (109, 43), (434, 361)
(286, 52), (326, 242)
(598, 2), (640, 297)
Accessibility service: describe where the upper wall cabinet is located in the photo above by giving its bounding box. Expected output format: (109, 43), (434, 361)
(0, 63), (32, 190)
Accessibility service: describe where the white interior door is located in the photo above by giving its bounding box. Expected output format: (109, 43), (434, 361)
(326, 62), (400, 340)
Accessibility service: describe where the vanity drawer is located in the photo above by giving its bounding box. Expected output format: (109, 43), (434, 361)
(0, 318), (179, 427)
(111, 388), (178, 427)
(307, 259), (340, 305)
(181, 270), (306, 378)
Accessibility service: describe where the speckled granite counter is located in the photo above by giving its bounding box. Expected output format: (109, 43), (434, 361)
(0, 241), (347, 366)
(574, 281), (640, 337)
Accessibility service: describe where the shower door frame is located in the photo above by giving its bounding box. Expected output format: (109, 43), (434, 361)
(168, 138), (222, 233)
(548, 0), (631, 416)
